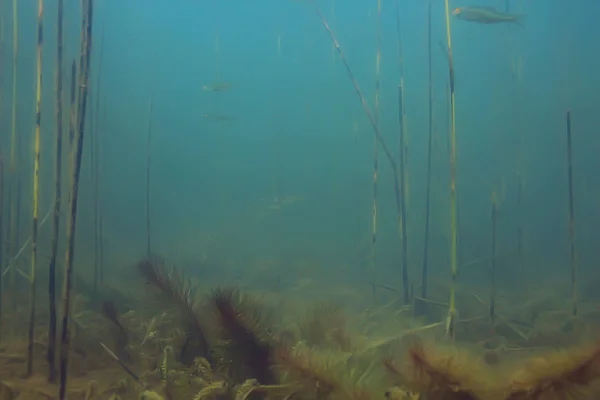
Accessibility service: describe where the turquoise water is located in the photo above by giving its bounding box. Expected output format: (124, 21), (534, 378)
(1, 0), (599, 302)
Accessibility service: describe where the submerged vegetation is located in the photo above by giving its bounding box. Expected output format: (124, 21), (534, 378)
(0, 0), (597, 399)
(3, 257), (600, 399)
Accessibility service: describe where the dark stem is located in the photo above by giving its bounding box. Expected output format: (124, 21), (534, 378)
(490, 198), (497, 325)
(47, 0), (64, 383)
(92, 26), (104, 297)
(27, 0), (44, 377)
(0, 156), (4, 343)
(566, 110), (576, 316)
(421, 0), (433, 301)
(395, 1), (410, 305)
(59, 0), (94, 397)
(146, 96), (153, 256)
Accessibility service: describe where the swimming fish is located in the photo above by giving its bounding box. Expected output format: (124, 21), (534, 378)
(203, 113), (235, 121)
(452, 6), (524, 26)
(201, 83), (231, 92)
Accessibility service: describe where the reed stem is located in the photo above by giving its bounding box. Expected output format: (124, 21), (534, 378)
(313, 4), (409, 303)
(99, 215), (104, 282)
(0, 156), (4, 342)
(69, 60), (76, 149)
(443, 0), (458, 340)
(146, 95), (153, 256)
(565, 110), (577, 316)
(370, 0), (381, 299)
(395, 1), (410, 305)
(490, 193), (497, 326)
(47, 0), (63, 382)
(92, 26), (104, 294)
(7, 0), (18, 312)
(59, 1), (94, 397)
(26, 0), (44, 377)
(421, 0), (433, 302)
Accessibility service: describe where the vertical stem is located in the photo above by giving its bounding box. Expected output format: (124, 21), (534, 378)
(47, 0), (63, 383)
(59, 0), (94, 397)
(490, 193), (497, 326)
(395, 1), (409, 305)
(0, 156), (4, 342)
(566, 110), (577, 316)
(7, 0), (18, 308)
(27, 0), (44, 377)
(69, 60), (77, 150)
(314, 4), (407, 301)
(516, 172), (523, 268)
(443, 0), (458, 340)
(421, 0), (433, 301)
(90, 92), (97, 296)
(510, 0), (524, 274)
(146, 95), (153, 256)
(0, 8), (4, 339)
(99, 215), (104, 282)
(92, 26), (104, 295)
(93, 135), (99, 288)
(371, 0), (381, 298)
(0, 9), (4, 310)
(67, 59), (76, 210)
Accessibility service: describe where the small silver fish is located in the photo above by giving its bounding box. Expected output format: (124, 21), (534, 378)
(452, 6), (524, 26)
(203, 113), (234, 121)
(201, 83), (231, 92)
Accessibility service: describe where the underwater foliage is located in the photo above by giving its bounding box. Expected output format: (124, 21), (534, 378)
(2, 256), (600, 400)
(138, 256), (212, 365)
(210, 287), (276, 385)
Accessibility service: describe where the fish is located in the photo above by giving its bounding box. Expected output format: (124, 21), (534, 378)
(203, 113), (235, 121)
(261, 195), (304, 210)
(452, 6), (524, 26)
(201, 83), (231, 92)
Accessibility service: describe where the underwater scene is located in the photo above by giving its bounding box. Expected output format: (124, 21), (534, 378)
(0, 0), (599, 398)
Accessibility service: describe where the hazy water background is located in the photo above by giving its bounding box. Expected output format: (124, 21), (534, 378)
(2, 0), (600, 296)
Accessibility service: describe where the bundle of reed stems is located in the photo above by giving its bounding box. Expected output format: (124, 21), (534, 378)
(442, 0), (459, 339)
(46, 0), (65, 383)
(59, 0), (94, 397)
(26, 0), (44, 378)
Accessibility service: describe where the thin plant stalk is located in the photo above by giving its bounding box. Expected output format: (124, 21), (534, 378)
(0, 155), (4, 342)
(443, 0), (458, 340)
(47, 0), (64, 382)
(370, 0), (381, 298)
(516, 171), (523, 268)
(7, 0), (18, 307)
(395, 0), (410, 305)
(67, 57), (77, 208)
(93, 123), (100, 290)
(90, 89), (97, 295)
(99, 215), (104, 282)
(490, 193), (497, 326)
(146, 95), (153, 256)
(26, 0), (44, 377)
(92, 26), (104, 294)
(69, 60), (77, 149)
(511, 3), (524, 273)
(59, 0), (94, 397)
(27, 0), (43, 373)
(314, 6), (397, 178)
(421, 0), (433, 301)
(313, 4), (409, 303)
(566, 110), (577, 316)
(0, 13), (3, 342)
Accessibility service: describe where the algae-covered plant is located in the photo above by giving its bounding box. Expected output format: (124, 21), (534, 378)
(0, 0), (597, 399)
